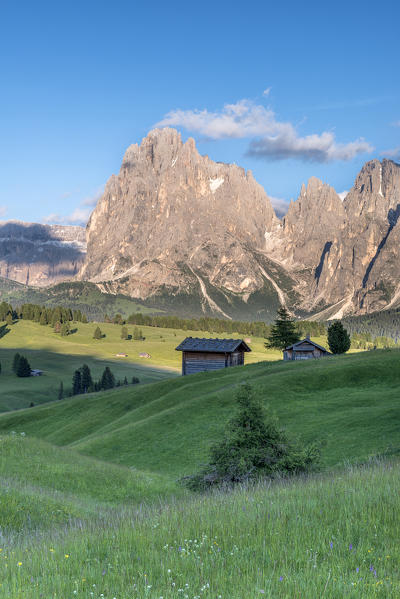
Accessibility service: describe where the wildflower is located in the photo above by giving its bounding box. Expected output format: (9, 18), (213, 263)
(17, 562), (22, 566)
(65, 554), (69, 558)
(349, 544), (353, 551)
(356, 567), (359, 573)
(279, 576), (283, 581)
(330, 542), (333, 549)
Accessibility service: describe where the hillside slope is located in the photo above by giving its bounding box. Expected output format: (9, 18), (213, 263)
(1, 349), (399, 477)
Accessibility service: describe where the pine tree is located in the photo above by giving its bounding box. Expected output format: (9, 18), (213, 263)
(5, 313), (13, 326)
(327, 321), (351, 354)
(39, 311), (48, 325)
(265, 307), (300, 350)
(123, 376), (128, 385)
(131, 376), (139, 384)
(58, 381), (64, 400)
(12, 352), (21, 373)
(72, 370), (82, 395)
(100, 367), (115, 390)
(121, 326), (129, 340)
(133, 326), (141, 340)
(80, 364), (93, 393)
(16, 356), (31, 377)
(93, 326), (103, 339)
(82, 314), (88, 324)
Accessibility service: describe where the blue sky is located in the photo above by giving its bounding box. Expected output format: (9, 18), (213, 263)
(1, 0), (399, 224)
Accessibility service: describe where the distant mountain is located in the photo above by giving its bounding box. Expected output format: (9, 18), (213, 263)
(2, 130), (400, 321)
(0, 221), (86, 286)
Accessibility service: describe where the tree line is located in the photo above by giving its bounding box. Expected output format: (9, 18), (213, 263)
(70, 363), (140, 396)
(106, 311), (327, 339)
(0, 301), (88, 326)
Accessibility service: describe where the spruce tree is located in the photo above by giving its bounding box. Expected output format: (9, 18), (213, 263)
(93, 326), (103, 339)
(100, 367), (115, 390)
(72, 370), (82, 395)
(327, 321), (351, 354)
(265, 307), (300, 350)
(5, 313), (13, 326)
(16, 356), (31, 377)
(82, 314), (88, 324)
(121, 326), (129, 340)
(80, 364), (93, 393)
(182, 383), (319, 490)
(123, 376), (128, 385)
(58, 381), (64, 400)
(12, 352), (21, 374)
(39, 311), (48, 325)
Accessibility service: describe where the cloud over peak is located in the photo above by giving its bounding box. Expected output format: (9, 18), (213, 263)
(156, 99), (373, 163)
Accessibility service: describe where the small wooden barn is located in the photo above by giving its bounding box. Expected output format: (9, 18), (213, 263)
(176, 337), (251, 376)
(283, 335), (330, 361)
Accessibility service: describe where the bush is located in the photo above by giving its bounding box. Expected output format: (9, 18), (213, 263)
(181, 382), (319, 491)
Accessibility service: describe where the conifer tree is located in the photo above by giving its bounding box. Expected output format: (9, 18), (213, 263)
(58, 381), (64, 400)
(16, 356), (31, 377)
(265, 307), (300, 350)
(123, 376), (128, 385)
(100, 366), (115, 390)
(12, 352), (21, 373)
(72, 370), (82, 395)
(327, 321), (351, 354)
(60, 322), (70, 336)
(6, 313), (13, 326)
(82, 314), (88, 324)
(39, 311), (48, 325)
(182, 383), (319, 490)
(121, 326), (129, 340)
(80, 364), (93, 393)
(93, 326), (103, 339)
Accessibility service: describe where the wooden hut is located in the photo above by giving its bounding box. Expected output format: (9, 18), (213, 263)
(175, 337), (251, 376)
(283, 335), (330, 361)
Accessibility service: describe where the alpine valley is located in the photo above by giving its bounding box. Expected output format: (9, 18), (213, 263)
(2, 128), (400, 321)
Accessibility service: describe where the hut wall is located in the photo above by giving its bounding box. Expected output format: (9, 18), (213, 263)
(182, 351), (227, 375)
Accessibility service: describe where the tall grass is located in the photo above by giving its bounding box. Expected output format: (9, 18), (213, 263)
(0, 459), (398, 598)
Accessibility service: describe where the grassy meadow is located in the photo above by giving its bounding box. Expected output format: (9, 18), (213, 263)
(0, 321), (399, 597)
(0, 318), (285, 410)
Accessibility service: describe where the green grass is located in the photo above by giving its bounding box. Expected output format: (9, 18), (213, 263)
(0, 346), (399, 597)
(0, 318), (287, 410)
(0, 459), (398, 597)
(0, 348), (398, 479)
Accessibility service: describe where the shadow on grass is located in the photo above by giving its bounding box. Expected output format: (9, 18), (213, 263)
(0, 346), (178, 412)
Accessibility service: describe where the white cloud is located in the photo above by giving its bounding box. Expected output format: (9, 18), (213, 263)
(380, 147), (400, 160)
(156, 99), (373, 163)
(43, 188), (103, 226)
(263, 87), (272, 97)
(338, 191), (349, 201)
(0, 206), (7, 219)
(269, 195), (289, 218)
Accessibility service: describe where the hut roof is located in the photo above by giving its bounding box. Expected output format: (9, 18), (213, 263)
(284, 338), (330, 353)
(175, 337), (251, 353)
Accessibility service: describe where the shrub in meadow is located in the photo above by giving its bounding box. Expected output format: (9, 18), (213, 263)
(182, 382), (320, 491)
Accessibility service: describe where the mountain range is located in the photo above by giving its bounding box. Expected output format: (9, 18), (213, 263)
(1, 128), (400, 321)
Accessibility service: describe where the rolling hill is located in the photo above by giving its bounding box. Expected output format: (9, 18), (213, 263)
(1, 349), (399, 478)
